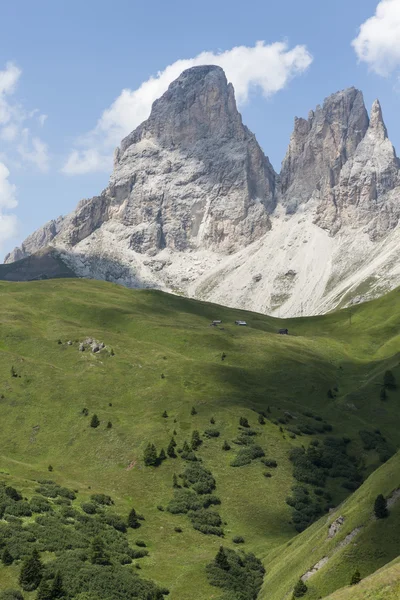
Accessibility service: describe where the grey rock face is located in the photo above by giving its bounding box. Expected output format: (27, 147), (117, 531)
(6, 65), (276, 263)
(280, 88), (369, 212)
(280, 89), (400, 239)
(5, 216), (66, 263)
(111, 65), (276, 253)
(4, 72), (400, 318)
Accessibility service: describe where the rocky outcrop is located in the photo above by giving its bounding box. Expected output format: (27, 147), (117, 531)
(4, 71), (400, 317)
(280, 89), (400, 239)
(280, 88), (369, 214)
(8, 65), (276, 262)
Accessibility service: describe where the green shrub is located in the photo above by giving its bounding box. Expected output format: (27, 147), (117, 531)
(239, 417), (249, 428)
(30, 496), (53, 514)
(5, 487), (22, 501)
(293, 578), (307, 597)
(190, 430), (201, 450)
(206, 546), (265, 599)
(0, 592), (24, 600)
(2, 548), (14, 565)
(104, 513), (127, 533)
(90, 494), (113, 505)
(262, 458), (277, 468)
(130, 549), (149, 559)
(167, 490), (203, 514)
(188, 509), (223, 536)
(350, 570), (361, 585)
(128, 508), (141, 529)
(384, 370), (396, 389)
(19, 549), (44, 591)
(143, 443), (158, 466)
(90, 414), (100, 428)
(135, 540), (146, 547)
(232, 535), (245, 544)
(81, 503), (97, 515)
(231, 445), (265, 467)
(204, 429), (220, 438)
(374, 494), (389, 519)
(222, 440), (231, 451)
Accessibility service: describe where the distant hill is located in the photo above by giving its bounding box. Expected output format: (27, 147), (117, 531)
(0, 247), (76, 281)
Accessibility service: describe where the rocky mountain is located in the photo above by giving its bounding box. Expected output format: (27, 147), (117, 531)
(5, 65), (400, 316)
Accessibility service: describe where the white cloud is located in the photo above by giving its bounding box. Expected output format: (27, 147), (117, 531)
(18, 129), (50, 172)
(0, 162), (17, 248)
(62, 40), (313, 175)
(62, 149), (112, 175)
(38, 114), (48, 126)
(0, 62), (51, 173)
(352, 0), (400, 76)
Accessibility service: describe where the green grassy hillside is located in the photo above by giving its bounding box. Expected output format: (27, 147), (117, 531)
(260, 450), (400, 600)
(323, 557), (400, 600)
(0, 279), (399, 599)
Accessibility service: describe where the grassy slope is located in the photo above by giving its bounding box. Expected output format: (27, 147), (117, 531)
(0, 279), (400, 598)
(323, 556), (400, 600)
(260, 451), (400, 600)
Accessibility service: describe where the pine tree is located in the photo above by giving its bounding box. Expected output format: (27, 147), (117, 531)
(19, 549), (44, 591)
(210, 417), (216, 424)
(384, 370), (396, 389)
(258, 414), (266, 425)
(292, 578), (307, 598)
(267, 406), (271, 414)
(90, 414), (100, 428)
(222, 440), (231, 451)
(173, 473), (179, 488)
(36, 578), (53, 600)
(190, 406), (197, 416)
(2, 547), (13, 565)
(90, 536), (110, 565)
(128, 507), (140, 529)
(350, 570), (361, 585)
(215, 546), (230, 571)
(158, 448), (166, 462)
(50, 572), (65, 598)
(239, 417), (249, 427)
(191, 430), (202, 450)
(380, 387), (387, 401)
(167, 438), (177, 458)
(162, 410), (168, 418)
(143, 443), (158, 466)
(374, 494), (389, 519)
(182, 441), (190, 454)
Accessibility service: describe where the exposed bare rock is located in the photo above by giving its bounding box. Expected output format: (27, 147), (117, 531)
(328, 516), (345, 538)
(4, 72), (400, 318)
(280, 88), (369, 215)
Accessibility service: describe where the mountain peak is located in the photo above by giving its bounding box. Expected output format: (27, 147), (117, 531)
(369, 98), (388, 138)
(119, 64), (244, 155)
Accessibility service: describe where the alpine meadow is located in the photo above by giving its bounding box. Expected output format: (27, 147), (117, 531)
(0, 278), (399, 598)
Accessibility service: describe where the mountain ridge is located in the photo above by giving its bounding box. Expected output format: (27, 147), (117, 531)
(5, 66), (400, 316)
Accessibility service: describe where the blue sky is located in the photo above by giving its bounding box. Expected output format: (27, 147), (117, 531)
(0, 0), (399, 258)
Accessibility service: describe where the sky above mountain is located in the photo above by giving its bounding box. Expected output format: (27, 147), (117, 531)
(1, 0), (400, 258)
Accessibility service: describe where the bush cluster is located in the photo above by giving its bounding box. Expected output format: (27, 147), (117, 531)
(286, 485), (325, 532)
(359, 429), (394, 463)
(0, 481), (168, 599)
(231, 445), (265, 467)
(206, 546), (265, 600)
(166, 462), (223, 535)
